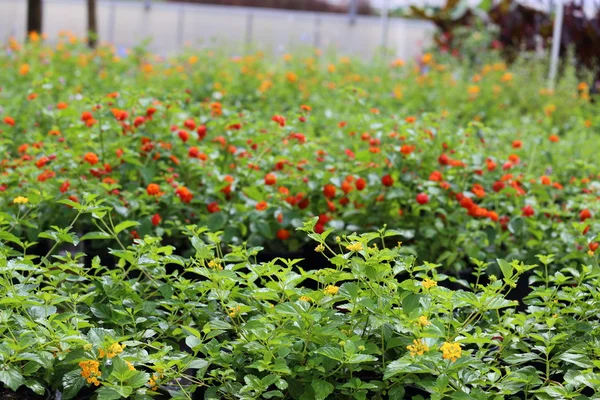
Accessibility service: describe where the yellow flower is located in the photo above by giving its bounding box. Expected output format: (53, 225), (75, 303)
(105, 342), (125, 359)
(79, 360), (101, 386)
(440, 341), (462, 362)
(468, 85), (480, 96)
(418, 316), (430, 327)
(421, 279), (437, 289)
(324, 285), (339, 296)
(299, 296), (312, 303)
(315, 244), (325, 253)
(407, 339), (429, 357)
(501, 72), (513, 82)
(346, 242), (363, 252)
(13, 196), (29, 204)
(126, 361), (136, 371)
(228, 305), (241, 318)
(208, 259), (223, 271)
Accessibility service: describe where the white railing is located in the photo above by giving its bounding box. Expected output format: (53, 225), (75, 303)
(0, 0), (435, 59)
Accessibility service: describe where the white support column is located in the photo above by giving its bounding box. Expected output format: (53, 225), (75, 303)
(548, 0), (564, 90)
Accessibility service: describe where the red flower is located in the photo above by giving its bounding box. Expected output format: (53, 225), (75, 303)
(381, 175), (394, 187)
(188, 146), (200, 158)
(3, 116), (15, 126)
(580, 209), (592, 221)
(522, 205), (535, 217)
(84, 152), (99, 165)
(355, 178), (366, 191)
(492, 181), (505, 192)
(59, 180), (70, 193)
(197, 125), (207, 140)
(298, 197), (310, 209)
(151, 213), (162, 226)
(416, 193), (429, 205)
(264, 173), (277, 186)
(323, 184), (336, 199)
(429, 171), (443, 182)
(81, 111), (93, 122)
(512, 140), (522, 149)
(134, 116), (145, 127)
(271, 115), (286, 127)
(256, 201), (268, 211)
(184, 119), (196, 130)
(277, 228), (290, 240)
(207, 201), (220, 213)
(36, 156), (50, 169)
(178, 130), (190, 143)
(438, 154), (449, 165)
(590, 242), (599, 252)
(176, 186), (193, 203)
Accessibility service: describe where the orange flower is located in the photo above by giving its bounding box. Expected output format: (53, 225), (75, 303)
(255, 201), (268, 211)
(84, 152), (99, 165)
(277, 228), (290, 240)
(19, 63), (30, 75)
(548, 134), (559, 142)
(146, 183), (163, 196)
(175, 186), (193, 203)
(3, 116), (15, 126)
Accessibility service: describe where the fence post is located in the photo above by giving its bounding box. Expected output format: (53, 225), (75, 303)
(108, 0), (116, 44)
(380, 0), (390, 53)
(548, 0), (564, 90)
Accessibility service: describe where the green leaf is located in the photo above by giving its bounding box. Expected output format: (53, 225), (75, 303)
(96, 386), (125, 400)
(114, 220), (140, 234)
(206, 212), (227, 231)
(62, 369), (87, 400)
(128, 371), (150, 389)
(0, 366), (25, 391)
(0, 231), (24, 247)
(558, 352), (594, 368)
(311, 379), (334, 400)
(315, 346), (344, 362)
(497, 259), (512, 279)
(81, 231), (113, 240)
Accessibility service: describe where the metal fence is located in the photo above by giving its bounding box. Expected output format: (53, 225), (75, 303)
(0, 0), (435, 59)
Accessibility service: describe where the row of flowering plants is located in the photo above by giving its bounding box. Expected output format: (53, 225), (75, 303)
(1, 35), (599, 272)
(1, 206), (600, 399)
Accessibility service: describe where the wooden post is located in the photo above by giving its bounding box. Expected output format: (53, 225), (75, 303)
(27, 0), (43, 38)
(88, 0), (98, 48)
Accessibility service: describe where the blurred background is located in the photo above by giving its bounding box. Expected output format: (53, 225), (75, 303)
(0, 0), (599, 68)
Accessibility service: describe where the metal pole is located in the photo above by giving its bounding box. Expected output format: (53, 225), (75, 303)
(380, 0), (390, 52)
(348, 0), (358, 25)
(314, 15), (321, 49)
(108, 0), (116, 44)
(177, 5), (185, 49)
(245, 13), (253, 51)
(548, 0), (564, 90)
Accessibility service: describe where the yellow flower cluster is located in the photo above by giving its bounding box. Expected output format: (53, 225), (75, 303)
(440, 341), (462, 362)
(418, 316), (430, 327)
(79, 360), (101, 386)
(346, 242), (363, 252)
(13, 196), (29, 204)
(421, 279), (437, 289)
(324, 285), (339, 296)
(228, 305), (241, 318)
(148, 369), (164, 391)
(98, 342), (125, 359)
(407, 339), (429, 357)
(208, 259), (223, 271)
(299, 295), (312, 303)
